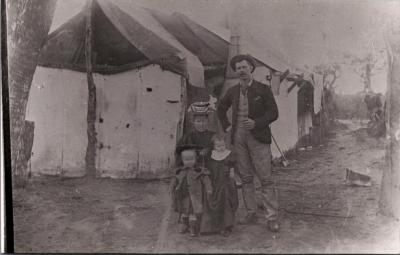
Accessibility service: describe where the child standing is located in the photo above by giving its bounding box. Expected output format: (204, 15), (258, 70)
(208, 135), (239, 236)
(171, 144), (213, 237)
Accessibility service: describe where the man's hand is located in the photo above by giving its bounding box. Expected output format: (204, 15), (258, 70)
(199, 148), (208, 156)
(243, 118), (255, 130)
(207, 190), (213, 201)
(225, 125), (232, 132)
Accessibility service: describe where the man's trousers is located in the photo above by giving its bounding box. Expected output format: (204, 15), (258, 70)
(234, 127), (278, 220)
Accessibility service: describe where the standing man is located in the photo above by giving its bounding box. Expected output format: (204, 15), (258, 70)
(217, 54), (280, 232)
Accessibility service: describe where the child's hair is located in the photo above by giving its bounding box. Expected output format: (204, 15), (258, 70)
(180, 148), (198, 156)
(211, 134), (226, 145)
(192, 113), (208, 121)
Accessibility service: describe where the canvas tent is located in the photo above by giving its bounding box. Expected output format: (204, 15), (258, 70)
(310, 73), (325, 145)
(311, 73), (324, 114)
(26, 0), (205, 178)
(150, 10), (295, 75)
(149, 10), (228, 69)
(27, 0), (321, 178)
(270, 69), (330, 156)
(297, 79), (314, 147)
(270, 78), (300, 157)
(149, 11), (297, 134)
(39, 0), (204, 87)
(287, 71), (326, 149)
(151, 11), (311, 158)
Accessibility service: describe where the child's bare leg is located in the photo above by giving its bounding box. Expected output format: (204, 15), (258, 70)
(179, 214), (189, 234)
(188, 214), (198, 237)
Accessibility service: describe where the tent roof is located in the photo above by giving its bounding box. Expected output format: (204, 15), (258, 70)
(240, 32), (296, 73)
(150, 10), (295, 73)
(192, 17), (299, 73)
(40, 0), (298, 85)
(149, 10), (229, 67)
(39, 0), (204, 87)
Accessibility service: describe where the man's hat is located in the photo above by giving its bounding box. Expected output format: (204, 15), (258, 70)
(230, 54), (256, 73)
(175, 144), (202, 155)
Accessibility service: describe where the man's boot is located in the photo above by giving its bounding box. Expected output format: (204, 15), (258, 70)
(178, 216), (189, 234)
(267, 219), (280, 233)
(239, 183), (258, 225)
(261, 189), (280, 232)
(238, 212), (258, 225)
(189, 219), (198, 237)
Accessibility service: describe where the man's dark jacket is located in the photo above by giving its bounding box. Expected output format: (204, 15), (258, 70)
(217, 80), (279, 144)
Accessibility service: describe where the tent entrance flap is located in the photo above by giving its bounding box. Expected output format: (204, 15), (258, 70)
(95, 66), (182, 178)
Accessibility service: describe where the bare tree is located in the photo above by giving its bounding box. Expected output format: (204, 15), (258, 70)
(380, 18), (400, 220)
(7, 0), (57, 188)
(343, 51), (386, 93)
(312, 63), (341, 91)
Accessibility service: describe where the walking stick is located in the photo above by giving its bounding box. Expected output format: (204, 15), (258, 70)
(271, 133), (290, 167)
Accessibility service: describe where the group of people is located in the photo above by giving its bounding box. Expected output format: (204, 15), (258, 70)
(170, 54), (280, 237)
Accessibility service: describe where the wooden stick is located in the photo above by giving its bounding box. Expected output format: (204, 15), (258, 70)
(271, 133), (289, 163)
(282, 208), (353, 219)
(273, 166), (303, 171)
(85, 0), (97, 178)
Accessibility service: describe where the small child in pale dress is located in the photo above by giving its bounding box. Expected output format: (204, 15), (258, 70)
(208, 135), (239, 236)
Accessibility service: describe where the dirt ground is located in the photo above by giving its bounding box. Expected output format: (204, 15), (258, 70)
(13, 120), (400, 253)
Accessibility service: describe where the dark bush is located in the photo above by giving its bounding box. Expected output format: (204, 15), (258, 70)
(334, 93), (369, 120)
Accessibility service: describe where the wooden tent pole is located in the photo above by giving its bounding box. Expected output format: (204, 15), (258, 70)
(217, 3), (241, 141)
(85, 0), (97, 178)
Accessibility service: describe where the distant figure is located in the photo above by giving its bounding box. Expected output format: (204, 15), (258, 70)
(364, 93), (385, 137)
(364, 93), (383, 122)
(323, 87), (336, 122)
(217, 54), (280, 232)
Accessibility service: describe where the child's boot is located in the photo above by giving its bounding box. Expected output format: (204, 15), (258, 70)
(220, 227), (232, 237)
(189, 219), (198, 237)
(178, 216), (189, 234)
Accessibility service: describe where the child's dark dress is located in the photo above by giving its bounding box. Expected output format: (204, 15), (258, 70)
(171, 166), (215, 233)
(208, 151), (239, 231)
(180, 130), (215, 149)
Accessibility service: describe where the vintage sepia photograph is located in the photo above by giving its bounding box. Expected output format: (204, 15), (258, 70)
(3, 0), (400, 253)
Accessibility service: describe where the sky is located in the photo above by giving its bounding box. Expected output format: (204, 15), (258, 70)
(50, 0), (399, 94)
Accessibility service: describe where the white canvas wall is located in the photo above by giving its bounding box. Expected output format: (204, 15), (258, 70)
(26, 65), (301, 178)
(253, 66), (300, 158)
(26, 67), (88, 177)
(270, 80), (299, 158)
(95, 65), (182, 179)
(252, 66), (271, 85)
(27, 65), (183, 179)
(313, 74), (324, 114)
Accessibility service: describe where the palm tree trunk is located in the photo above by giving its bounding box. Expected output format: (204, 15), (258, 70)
(380, 19), (400, 220)
(7, 0), (57, 188)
